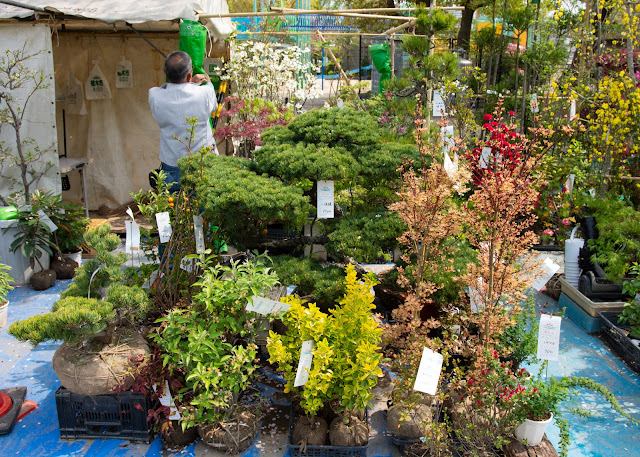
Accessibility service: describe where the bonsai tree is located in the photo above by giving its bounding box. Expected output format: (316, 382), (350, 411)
(267, 264), (383, 447)
(0, 44), (55, 205)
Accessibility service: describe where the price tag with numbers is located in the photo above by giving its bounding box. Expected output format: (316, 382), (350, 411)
(537, 313), (562, 361)
(294, 340), (315, 387)
(317, 180), (334, 219)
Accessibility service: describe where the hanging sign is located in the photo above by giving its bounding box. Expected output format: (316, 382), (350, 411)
(317, 180), (334, 219)
(85, 59), (112, 100)
(537, 314), (562, 361)
(413, 347), (444, 395)
(115, 56), (133, 89)
(294, 340), (315, 387)
(246, 296), (291, 315)
(156, 212), (172, 243)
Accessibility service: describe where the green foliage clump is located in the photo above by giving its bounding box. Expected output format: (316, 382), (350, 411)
(180, 154), (312, 249)
(496, 296), (539, 368)
(9, 297), (114, 345)
(271, 256), (345, 311)
(325, 211), (405, 264)
(0, 262), (13, 304)
(61, 223), (127, 299)
(585, 197), (640, 281)
(105, 283), (151, 324)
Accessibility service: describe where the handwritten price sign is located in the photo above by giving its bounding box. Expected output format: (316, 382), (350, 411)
(537, 314), (562, 361)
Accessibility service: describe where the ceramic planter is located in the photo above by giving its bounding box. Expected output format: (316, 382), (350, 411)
(514, 412), (553, 447)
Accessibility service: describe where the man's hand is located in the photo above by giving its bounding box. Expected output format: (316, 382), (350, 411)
(191, 73), (211, 84)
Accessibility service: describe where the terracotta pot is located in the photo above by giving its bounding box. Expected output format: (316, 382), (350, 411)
(514, 412), (553, 447)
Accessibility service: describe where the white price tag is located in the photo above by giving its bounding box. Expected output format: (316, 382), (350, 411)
(444, 151), (458, 178)
(413, 347), (443, 395)
(125, 220), (141, 254)
(441, 125), (455, 154)
(37, 210), (58, 232)
(156, 380), (180, 420)
(317, 180), (334, 219)
(530, 257), (560, 291)
(569, 99), (577, 120)
(179, 256), (196, 272)
(479, 147), (491, 169)
(468, 277), (484, 312)
(432, 91), (447, 117)
(193, 215), (205, 254)
(565, 174), (575, 198)
(537, 314), (562, 361)
(156, 212), (172, 243)
(246, 296), (290, 315)
(294, 340), (314, 387)
(530, 93), (539, 113)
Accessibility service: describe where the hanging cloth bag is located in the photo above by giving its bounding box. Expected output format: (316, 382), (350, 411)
(85, 58), (112, 100)
(179, 19), (207, 76)
(61, 71), (87, 115)
(115, 56), (133, 89)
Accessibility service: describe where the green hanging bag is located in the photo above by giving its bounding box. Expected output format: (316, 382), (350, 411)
(179, 19), (207, 75)
(369, 43), (392, 94)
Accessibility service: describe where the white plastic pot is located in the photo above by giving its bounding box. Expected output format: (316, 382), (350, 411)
(515, 412), (553, 447)
(0, 301), (8, 328)
(0, 219), (49, 285)
(564, 226), (584, 289)
(62, 250), (83, 266)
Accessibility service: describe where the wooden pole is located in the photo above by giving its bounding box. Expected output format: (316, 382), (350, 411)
(316, 31), (366, 110)
(201, 6), (464, 19)
(384, 20), (414, 35)
(390, 34), (395, 79)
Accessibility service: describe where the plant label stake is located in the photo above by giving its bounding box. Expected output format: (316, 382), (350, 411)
(317, 180), (334, 219)
(527, 257), (560, 291)
(125, 207), (140, 256)
(468, 277), (484, 312)
(193, 215), (205, 254)
(530, 93), (539, 113)
(564, 174), (575, 199)
(570, 99), (577, 120)
(155, 380), (181, 420)
(441, 125), (455, 155)
(246, 296), (290, 315)
(294, 340), (314, 387)
(413, 347), (443, 395)
(432, 91), (447, 117)
(36, 210), (58, 232)
(156, 212), (172, 243)
(479, 147), (491, 169)
(537, 313), (562, 361)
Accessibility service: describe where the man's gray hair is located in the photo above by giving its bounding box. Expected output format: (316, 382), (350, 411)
(165, 51), (192, 82)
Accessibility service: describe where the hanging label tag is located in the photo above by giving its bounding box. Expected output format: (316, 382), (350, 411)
(37, 210), (58, 232)
(125, 220), (141, 254)
(530, 93), (539, 113)
(432, 91), (447, 117)
(537, 314), (562, 361)
(156, 212), (172, 243)
(294, 340), (315, 387)
(565, 174), (575, 198)
(317, 180), (334, 219)
(247, 296), (291, 315)
(156, 380), (180, 420)
(413, 347), (443, 395)
(468, 277), (484, 312)
(530, 257), (560, 291)
(193, 215), (205, 254)
(115, 57), (133, 89)
(479, 147), (491, 169)
(441, 125), (455, 154)
(179, 256), (196, 272)
(444, 151), (458, 178)
(142, 269), (159, 290)
(569, 99), (577, 120)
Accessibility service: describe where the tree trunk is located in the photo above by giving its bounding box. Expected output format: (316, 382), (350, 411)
(457, 6), (475, 53)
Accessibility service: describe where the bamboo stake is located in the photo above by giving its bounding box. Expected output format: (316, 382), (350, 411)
(384, 20), (414, 35)
(203, 10), (409, 20)
(201, 6), (464, 19)
(316, 31), (366, 110)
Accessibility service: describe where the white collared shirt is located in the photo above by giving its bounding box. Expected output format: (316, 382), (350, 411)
(149, 82), (218, 166)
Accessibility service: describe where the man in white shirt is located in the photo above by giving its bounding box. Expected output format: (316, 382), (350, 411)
(149, 51), (217, 192)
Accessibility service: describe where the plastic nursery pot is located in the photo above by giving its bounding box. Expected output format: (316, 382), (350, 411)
(514, 412), (553, 447)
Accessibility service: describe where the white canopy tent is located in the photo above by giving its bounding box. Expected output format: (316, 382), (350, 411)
(0, 1), (234, 209)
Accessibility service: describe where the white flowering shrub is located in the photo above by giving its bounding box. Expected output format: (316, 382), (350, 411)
(224, 40), (319, 108)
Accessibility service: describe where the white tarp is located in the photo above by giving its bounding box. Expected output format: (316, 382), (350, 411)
(0, 1), (234, 40)
(0, 23), (59, 203)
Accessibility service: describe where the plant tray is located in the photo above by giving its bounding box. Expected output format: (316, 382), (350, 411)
(288, 410), (368, 457)
(559, 277), (625, 317)
(598, 312), (640, 375)
(55, 386), (153, 442)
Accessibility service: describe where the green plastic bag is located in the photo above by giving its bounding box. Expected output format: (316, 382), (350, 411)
(179, 19), (207, 76)
(0, 206), (17, 220)
(369, 43), (392, 94)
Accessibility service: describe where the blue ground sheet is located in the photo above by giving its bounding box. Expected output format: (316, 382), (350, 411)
(0, 280), (638, 456)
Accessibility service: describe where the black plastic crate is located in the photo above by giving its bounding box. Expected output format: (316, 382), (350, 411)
(598, 311), (640, 375)
(288, 408), (368, 457)
(55, 386), (153, 442)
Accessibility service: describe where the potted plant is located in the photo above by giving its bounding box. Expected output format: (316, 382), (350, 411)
(267, 264), (383, 450)
(151, 253), (279, 454)
(0, 261), (13, 327)
(513, 369), (638, 456)
(8, 223), (151, 395)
